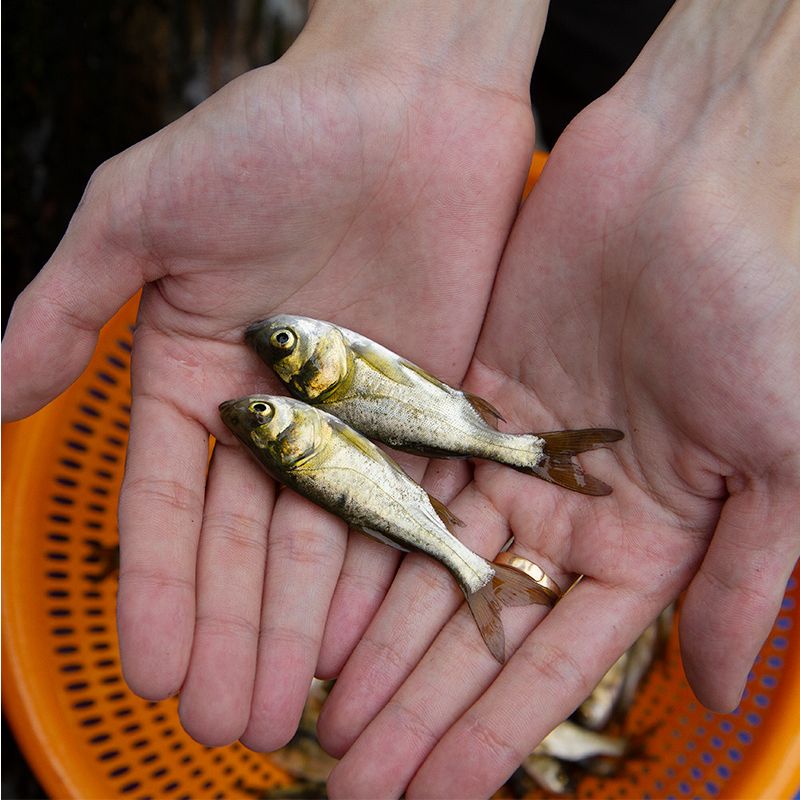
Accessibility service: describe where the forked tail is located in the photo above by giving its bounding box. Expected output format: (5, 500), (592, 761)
(465, 562), (559, 664)
(524, 428), (624, 496)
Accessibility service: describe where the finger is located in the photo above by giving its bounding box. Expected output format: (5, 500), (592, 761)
(679, 479), (800, 712)
(240, 490), (349, 753)
(400, 578), (667, 800)
(1, 147), (158, 421)
(178, 442), (274, 746)
(117, 394), (209, 700)
(315, 454), (457, 679)
(318, 481), (505, 758)
(325, 551), (580, 800)
(316, 534), (402, 679)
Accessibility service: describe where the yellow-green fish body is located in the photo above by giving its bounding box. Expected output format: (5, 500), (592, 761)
(246, 315), (622, 495)
(219, 395), (557, 662)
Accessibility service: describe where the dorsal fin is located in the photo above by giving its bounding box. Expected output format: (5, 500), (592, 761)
(463, 391), (505, 428)
(428, 494), (465, 532)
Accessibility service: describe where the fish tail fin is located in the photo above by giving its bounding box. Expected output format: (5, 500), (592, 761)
(465, 562), (559, 664)
(523, 428), (623, 496)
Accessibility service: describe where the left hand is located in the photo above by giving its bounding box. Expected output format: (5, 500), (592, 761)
(316, 6), (800, 794)
(1, 0), (546, 751)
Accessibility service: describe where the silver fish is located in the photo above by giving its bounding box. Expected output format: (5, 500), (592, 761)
(520, 752), (576, 795)
(574, 650), (630, 730)
(535, 719), (630, 762)
(245, 315), (623, 495)
(219, 395), (558, 663)
(617, 618), (659, 715)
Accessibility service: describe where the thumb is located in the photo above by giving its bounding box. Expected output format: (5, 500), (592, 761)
(2, 145), (159, 421)
(678, 478), (800, 712)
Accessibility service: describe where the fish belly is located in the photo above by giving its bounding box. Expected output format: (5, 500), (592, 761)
(290, 443), (491, 591)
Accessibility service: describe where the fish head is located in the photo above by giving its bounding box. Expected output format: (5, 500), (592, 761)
(245, 315), (354, 402)
(219, 395), (326, 469)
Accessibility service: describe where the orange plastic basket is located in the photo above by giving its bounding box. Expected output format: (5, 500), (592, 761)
(4, 159), (800, 800)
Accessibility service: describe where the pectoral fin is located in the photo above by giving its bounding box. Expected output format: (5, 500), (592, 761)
(351, 341), (417, 387)
(328, 415), (409, 477)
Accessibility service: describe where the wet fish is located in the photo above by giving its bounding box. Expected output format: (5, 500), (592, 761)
(535, 719), (630, 762)
(245, 315), (623, 495)
(520, 752), (576, 795)
(574, 650), (629, 730)
(617, 618), (659, 714)
(219, 395), (558, 663)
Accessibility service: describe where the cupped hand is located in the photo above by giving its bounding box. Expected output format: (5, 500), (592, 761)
(1, 2), (545, 749)
(318, 20), (800, 796)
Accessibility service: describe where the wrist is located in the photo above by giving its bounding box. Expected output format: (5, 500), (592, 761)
(292, 0), (549, 101)
(610, 0), (800, 251)
(614, 0), (799, 147)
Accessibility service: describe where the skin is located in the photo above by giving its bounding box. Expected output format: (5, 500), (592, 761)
(2, 0), (798, 797)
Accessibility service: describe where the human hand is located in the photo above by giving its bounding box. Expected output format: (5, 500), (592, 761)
(318, 2), (800, 796)
(1, 0), (550, 749)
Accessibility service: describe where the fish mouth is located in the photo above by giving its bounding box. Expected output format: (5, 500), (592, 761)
(244, 319), (270, 345)
(218, 398), (238, 415)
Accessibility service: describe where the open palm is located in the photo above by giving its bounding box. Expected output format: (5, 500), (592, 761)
(318, 87), (800, 799)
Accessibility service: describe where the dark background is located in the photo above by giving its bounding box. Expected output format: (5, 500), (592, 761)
(1, 2), (670, 796)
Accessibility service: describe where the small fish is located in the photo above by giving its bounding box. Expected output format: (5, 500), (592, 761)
(220, 395), (558, 663)
(617, 619), (660, 714)
(269, 733), (338, 784)
(520, 752), (576, 795)
(535, 719), (630, 762)
(574, 650), (630, 730)
(245, 315), (623, 495)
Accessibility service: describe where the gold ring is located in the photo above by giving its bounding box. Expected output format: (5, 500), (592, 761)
(495, 552), (563, 600)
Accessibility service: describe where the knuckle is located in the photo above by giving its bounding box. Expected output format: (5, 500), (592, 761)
(261, 621), (318, 661)
(195, 608), (260, 646)
(203, 511), (267, 558)
(122, 475), (203, 519)
(516, 639), (596, 709)
(459, 712), (525, 777)
(269, 525), (341, 567)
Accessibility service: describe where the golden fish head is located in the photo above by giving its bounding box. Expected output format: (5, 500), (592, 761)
(219, 395), (325, 468)
(245, 315), (353, 402)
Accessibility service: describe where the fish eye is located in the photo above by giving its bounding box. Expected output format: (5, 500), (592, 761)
(248, 401), (274, 420)
(269, 328), (297, 353)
